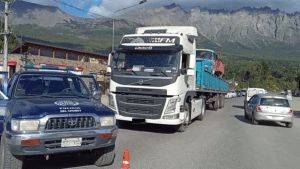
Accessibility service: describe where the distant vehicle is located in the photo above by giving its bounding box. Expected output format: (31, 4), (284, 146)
(236, 91), (241, 97)
(287, 90), (292, 100)
(225, 92), (233, 99)
(230, 90), (237, 98)
(263, 89), (268, 94)
(244, 88), (265, 107)
(240, 89), (247, 96)
(244, 94), (294, 128)
(295, 90), (300, 97)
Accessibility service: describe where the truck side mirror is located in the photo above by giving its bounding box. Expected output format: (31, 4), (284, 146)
(187, 69), (194, 76)
(107, 67), (111, 73)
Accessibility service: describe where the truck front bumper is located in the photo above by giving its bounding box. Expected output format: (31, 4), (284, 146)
(116, 113), (184, 125)
(5, 126), (118, 156)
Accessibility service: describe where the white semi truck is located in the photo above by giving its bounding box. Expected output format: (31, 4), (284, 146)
(107, 26), (229, 132)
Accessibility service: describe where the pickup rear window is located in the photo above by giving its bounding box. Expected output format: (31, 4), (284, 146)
(260, 98), (290, 107)
(14, 75), (90, 98)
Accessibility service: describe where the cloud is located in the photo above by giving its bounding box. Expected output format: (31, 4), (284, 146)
(88, 0), (300, 18)
(22, 0), (60, 7)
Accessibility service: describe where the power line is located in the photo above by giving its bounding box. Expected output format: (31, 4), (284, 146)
(51, 0), (104, 18)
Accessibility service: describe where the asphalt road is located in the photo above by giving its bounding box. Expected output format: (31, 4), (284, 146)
(24, 97), (300, 169)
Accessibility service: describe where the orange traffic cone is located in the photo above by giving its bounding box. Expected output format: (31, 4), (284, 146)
(121, 149), (130, 169)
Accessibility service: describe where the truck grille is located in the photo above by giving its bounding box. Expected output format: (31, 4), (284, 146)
(44, 137), (96, 150)
(116, 95), (166, 119)
(45, 117), (96, 130)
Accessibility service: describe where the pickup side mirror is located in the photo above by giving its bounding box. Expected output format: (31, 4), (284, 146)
(93, 90), (102, 100)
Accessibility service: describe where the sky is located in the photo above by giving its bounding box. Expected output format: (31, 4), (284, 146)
(22, 0), (300, 18)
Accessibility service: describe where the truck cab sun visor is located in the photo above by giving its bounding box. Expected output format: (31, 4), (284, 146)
(116, 45), (183, 53)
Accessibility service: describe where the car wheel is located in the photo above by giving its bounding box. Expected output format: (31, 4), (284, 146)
(0, 132), (24, 169)
(92, 145), (115, 167)
(285, 123), (293, 128)
(174, 102), (190, 132)
(244, 110), (249, 120)
(252, 113), (258, 125)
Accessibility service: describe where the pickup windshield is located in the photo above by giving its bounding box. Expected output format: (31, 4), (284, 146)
(113, 51), (180, 74)
(14, 75), (90, 98)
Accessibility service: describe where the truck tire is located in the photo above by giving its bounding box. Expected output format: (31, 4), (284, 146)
(219, 94), (223, 109)
(92, 145), (115, 167)
(197, 99), (206, 121)
(173, 103), (190, 132)
(213, 95), (219, 110)
(0, 132), (24, 169)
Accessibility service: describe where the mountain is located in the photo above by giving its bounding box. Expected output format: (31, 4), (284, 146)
(2, 1), (300, 60)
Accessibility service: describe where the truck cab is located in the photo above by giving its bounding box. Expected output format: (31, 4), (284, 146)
(0, 65), (117, 168)
(196, 49), (217, 74)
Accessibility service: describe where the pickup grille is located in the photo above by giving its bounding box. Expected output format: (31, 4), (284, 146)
(45, 117), (96, 130)
(44, 137), (96, 150)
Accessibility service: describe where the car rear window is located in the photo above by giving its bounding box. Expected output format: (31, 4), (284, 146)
(260, 98), (290, 107)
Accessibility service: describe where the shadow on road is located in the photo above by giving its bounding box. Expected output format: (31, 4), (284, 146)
(232, 105), (244, 109)
(234, 115), (252, 124)
(24, 153), (95, 169)
(117, 122), (177, 134)
(234, 115), (285, 127)
(293, 110), (300, 118)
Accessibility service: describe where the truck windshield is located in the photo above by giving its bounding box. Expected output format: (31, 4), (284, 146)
(14, 75), (90, 98)
(113, 51), (180, 73)
(196, 51), (213, 60)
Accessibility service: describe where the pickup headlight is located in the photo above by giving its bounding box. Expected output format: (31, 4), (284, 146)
(11, 120), (40, 132)
(100, 116), (115, 126)
(164, 98), (177, 114)
(108, 94), (116, 110)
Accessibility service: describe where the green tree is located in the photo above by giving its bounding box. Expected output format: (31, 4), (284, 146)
(0, 21), (21, 51)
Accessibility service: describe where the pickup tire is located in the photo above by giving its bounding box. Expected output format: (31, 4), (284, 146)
(197, 99), (205, 121)
(173, 103), (190, 132)
(92, 145), (115, 167)
(0, 132), (24, 169)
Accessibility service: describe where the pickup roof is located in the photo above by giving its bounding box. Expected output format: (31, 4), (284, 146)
(0, 68), (117, 169)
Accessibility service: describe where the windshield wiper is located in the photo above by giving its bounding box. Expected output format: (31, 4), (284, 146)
(150, 68), (167, 77)
(120, 68), (137, 75)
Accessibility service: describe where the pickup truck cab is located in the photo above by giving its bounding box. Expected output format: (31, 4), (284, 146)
(0, 65), (117, 169)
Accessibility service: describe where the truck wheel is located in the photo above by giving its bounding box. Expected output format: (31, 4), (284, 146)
(213, 95), (219, 110)
(173, 103), (190, 132)
(92, 145), (115, 167)
(221, 95), (225, 108)
(197, 99), (206, 121)
(219, 94), (223, 109)
(0, 133), (24, 169)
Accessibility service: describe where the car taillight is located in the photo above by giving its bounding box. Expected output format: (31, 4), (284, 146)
(256, 105), (262, 112)
(289, 108), (293, 114)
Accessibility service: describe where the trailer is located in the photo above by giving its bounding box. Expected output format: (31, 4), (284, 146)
(106, 26), (229, 132)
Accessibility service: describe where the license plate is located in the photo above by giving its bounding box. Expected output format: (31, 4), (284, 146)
(61, 138), (82, 147)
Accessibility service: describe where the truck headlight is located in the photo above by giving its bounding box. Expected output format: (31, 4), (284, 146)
(11, 120), (40, 132)
(165, 99), (177, 114)
(100, 116), (115, 126)
(108, 94), (116, 110)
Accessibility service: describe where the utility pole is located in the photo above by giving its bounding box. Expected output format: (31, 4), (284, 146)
(1, 0), (15, 71)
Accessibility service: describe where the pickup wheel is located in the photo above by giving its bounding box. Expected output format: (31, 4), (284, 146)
(0, 132), (24, 169)
(92, 145), (115, 167)
(197, 99), (206, 121)
(173, 102), (190, 132)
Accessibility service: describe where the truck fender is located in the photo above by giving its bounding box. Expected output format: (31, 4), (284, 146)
(181, 91), (196, 112)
